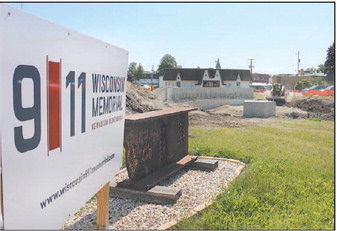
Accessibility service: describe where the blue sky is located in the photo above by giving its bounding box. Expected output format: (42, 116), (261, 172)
(9, 2), (334, 74)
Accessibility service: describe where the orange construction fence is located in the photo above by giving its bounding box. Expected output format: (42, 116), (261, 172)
(292, 90), (334, 97)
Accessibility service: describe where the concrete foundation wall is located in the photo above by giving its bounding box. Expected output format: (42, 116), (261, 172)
(164, 87), (254, 101)
(186, 99), (247, 110)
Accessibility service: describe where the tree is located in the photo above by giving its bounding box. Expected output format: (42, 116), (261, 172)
(157, 54), (178, 75)
(135, 64), (144, 80)
(295, 77), (326, 90)
(324, 43), (335, 83)
(127, 62), (137, 82)
(127, 62), (144, 82)
(317, 64), (325, 73)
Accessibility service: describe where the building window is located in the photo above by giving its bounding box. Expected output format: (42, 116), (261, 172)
(176, 81), (181, 87)
(236, 82), (240, 87)
(203, 80), (220, 87)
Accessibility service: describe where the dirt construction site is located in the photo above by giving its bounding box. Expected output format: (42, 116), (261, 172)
(126, 82), (335, 128)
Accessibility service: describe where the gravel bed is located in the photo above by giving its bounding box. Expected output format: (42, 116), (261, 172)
(63, 159), (245, 230)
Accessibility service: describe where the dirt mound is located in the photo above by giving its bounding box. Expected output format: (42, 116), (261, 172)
(126, 82), (195, 114)
(286, 98), (334, 120)
(126, 82), (164, 114)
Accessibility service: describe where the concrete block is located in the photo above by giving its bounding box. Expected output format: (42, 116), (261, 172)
(148, 186), (182, 198)
(243, 100), (276, 118)
(110, 185), (181, 204)
(190, 158), (219, 171)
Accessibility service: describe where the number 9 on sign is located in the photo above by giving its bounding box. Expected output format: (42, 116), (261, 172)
(13, 65), (41, 153)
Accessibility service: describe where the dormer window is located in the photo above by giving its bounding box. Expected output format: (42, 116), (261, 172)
(236, 74), (241, 87)
(176, 73), (181, 81)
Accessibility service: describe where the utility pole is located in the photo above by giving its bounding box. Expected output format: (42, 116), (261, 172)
(151, 65), (154, 90)
(248, 59), (255, 73)
(297, 51), (301, 76)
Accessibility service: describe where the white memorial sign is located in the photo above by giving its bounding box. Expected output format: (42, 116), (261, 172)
(0, 4), (128, 229)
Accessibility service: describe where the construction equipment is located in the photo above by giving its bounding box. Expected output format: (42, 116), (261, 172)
(266, 83), (286, 106)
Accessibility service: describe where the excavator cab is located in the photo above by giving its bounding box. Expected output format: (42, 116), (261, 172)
(272, 84), (285, 97)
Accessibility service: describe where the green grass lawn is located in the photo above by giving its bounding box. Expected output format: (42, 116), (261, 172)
(175, 118), (334, 230)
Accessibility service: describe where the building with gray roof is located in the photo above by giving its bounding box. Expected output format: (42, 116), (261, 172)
(160, 68), (253, 88)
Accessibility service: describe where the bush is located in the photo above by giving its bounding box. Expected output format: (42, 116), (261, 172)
(295, 77), (327, 90)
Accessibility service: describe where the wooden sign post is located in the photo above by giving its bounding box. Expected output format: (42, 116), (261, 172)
(96, 183), (110, 230)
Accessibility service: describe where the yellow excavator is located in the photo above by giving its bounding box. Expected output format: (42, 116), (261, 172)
(266, 83), (286, 106)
